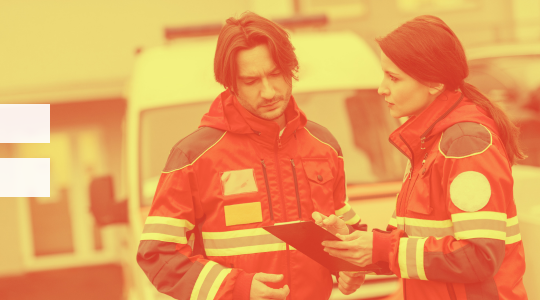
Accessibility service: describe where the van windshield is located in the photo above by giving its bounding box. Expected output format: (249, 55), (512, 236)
(139, 89), (407, 206)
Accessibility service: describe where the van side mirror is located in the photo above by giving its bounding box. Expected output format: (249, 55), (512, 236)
(89, 176), (128, 226)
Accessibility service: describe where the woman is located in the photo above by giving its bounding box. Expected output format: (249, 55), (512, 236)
(321, 15), (528, 299)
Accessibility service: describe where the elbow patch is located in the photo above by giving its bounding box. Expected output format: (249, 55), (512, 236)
(439, 122), (492, 158)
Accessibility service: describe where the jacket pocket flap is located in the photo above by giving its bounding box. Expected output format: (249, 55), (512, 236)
(303, 159), (334, 184)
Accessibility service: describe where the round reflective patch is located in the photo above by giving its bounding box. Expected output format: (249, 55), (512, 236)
(450, 171), (491, 212)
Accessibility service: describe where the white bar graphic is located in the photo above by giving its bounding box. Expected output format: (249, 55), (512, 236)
(0, 158), (50, 197)
(0, 104), (50, 143)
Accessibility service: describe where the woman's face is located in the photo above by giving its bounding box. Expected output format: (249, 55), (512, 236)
(378, 51), (441, 119)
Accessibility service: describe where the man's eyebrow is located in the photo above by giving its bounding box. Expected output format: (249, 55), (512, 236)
(238, 67), (280, 80)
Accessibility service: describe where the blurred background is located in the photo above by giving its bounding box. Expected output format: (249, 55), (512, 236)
(1, 0), (540, 299)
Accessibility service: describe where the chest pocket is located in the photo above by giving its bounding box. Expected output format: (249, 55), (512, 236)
(302, 158), (334, 215)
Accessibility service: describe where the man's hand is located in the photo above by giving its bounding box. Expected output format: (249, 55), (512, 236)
(250, 273), (290, 300)
(337, 271), (366, 295)
(322, 230), (373, 267)
(312, 211), (349, 236)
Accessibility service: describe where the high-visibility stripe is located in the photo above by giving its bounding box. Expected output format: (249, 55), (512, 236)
(145, 216), (195, 230)
(416, 238), (428, 280)
(340, 209), (355, 221)
(398, 238), (409, 279)
(206, 269), (233, 300)
(206, 243), (288, 256)
(202, 228), (269, 239)
(400, 217), (453, 228)
(335, 203), (351, 216)
(406, 238), (418, 279)
(453, 219), (506, 232)
(204, 234), (283, 249)
(507, 215), (519, 227)
(388, 217), (398, 228)
(345, 213), (361, 225)
(187, 233), (195, 249)
(404, 224), (454, 238)
(451, 211), (507, 223)
(454, 229), (506, 241)
(143, 223), (187, 237)
(140, 233), (187, 244)
(190, 261), (231, 300)
(506, 233), (522, 245)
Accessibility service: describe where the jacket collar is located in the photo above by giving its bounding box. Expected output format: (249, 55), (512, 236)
(389, 90), (497, 165)
(200, 89), (307, 146)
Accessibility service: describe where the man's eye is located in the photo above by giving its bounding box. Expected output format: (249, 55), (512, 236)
(245, 80), (256, 85)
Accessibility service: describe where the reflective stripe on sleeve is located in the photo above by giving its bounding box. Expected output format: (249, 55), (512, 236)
(452, 212), (507, 241)
(388, 210), (398, 228)
(190, 261), (232, 300)
(396, 216), (454, 238)
(203, 228), (287, 256)
(336, 203), (361, 225)
(398, 237), (428, 280)
(140, 216), (195, 244)
(506, 215), (522, 244)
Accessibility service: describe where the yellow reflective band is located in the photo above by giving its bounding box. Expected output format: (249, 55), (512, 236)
(187, 233), (195, 249)
(454, 229), (506, 241)
(452, 211), (507, 222)
(506, 233), (522, 245)
(345, 214), (361, 225)
(507, 216), (519, 227)
(202, 228), (271, 240)
(398, 238), (409, 279)
(140, 233), (187, 244)
(190, 261), (218, 300)
(205, 243), (287, 257)
(335, 203), (352, 216)
(416, 238), (428, 281)
(388, 217), (398, 228)
(206, 268), (232, 300)
(145, 216), (195, 230)
(403, 217), (453, 228)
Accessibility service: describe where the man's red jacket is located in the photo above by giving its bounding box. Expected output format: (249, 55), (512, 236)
(137, 90), (360, 300)
(372, 90), (528, 299)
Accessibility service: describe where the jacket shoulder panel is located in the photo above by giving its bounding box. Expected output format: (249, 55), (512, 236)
(304, 120), (343, 156)
(163, 127), (226, 172)
(439, 122), (492, 158)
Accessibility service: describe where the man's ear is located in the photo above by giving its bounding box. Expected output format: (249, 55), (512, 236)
(428, 83), (445, 95)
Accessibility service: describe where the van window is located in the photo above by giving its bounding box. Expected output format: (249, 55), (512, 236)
(139, 89), (406, 206)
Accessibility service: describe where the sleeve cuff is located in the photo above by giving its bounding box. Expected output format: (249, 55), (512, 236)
(232, 271), (255, 300)
(372, 229), (392, 264)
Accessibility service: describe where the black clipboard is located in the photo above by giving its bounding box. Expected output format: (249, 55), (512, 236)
(263, 221), (383, 273)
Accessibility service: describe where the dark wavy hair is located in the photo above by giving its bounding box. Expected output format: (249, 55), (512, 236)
(377, 15), (525, 165)
(214, 11), (299, 93)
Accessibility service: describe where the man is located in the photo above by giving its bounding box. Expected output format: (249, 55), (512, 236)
(137, 12), (365, 300)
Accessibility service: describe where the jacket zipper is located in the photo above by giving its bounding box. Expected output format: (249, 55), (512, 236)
(290, 159), (302, 220)
(261, 160), (274, 221)
(446, 283), (457, 300)
(275, 139), (288, 222)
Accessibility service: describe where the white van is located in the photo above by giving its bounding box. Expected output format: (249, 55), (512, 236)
(122, 29), (405, 300)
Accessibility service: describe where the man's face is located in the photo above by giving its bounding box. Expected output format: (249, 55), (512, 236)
(378, 51), (435, 118)
(234, 44), (292, 121)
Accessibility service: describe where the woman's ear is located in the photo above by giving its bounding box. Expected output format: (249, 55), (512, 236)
(428, 83), (445, 95)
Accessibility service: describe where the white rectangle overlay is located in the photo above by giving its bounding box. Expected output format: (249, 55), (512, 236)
(0, 158), (50, 197)
(0, 104), (50, 143)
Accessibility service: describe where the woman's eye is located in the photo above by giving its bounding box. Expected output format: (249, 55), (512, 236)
(390, 75), (398, 82)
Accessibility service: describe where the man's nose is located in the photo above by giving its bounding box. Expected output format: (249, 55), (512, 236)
(260, 78), (276, 100)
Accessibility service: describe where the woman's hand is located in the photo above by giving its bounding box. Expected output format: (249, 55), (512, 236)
(322, 230), (373, 267)
(312, 211), (349, 236)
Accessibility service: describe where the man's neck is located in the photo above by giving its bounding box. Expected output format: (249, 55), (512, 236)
(275, 114), (287, 131)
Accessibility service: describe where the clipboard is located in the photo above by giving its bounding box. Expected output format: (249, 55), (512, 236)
(263, 221), (383, 273)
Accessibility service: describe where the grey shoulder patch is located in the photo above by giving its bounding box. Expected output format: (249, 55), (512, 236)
(439, 122), (492, 158)
(305, 120), (343, 156)
(163, 127), (226, 172)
